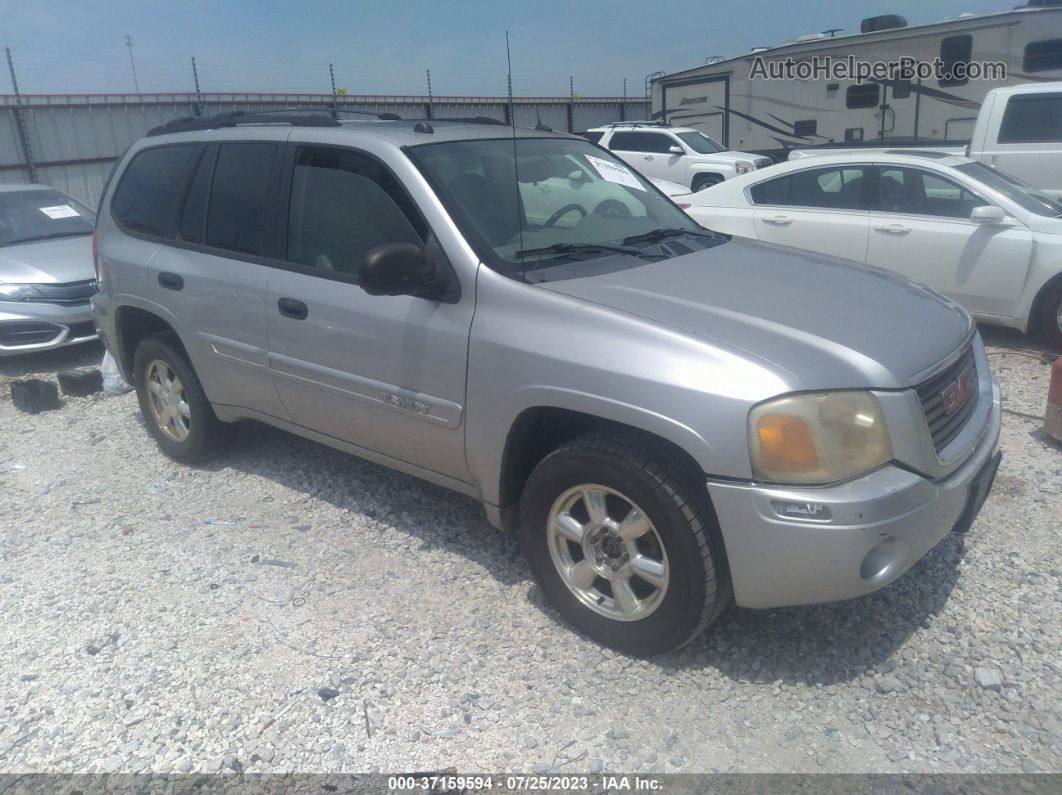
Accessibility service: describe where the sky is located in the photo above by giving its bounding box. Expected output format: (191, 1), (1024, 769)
(3, 0), (1010, 97)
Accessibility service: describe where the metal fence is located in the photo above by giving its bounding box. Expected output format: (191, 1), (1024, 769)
(1, 92), (649, 206)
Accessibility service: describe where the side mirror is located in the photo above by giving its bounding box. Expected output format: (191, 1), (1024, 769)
(668, 145), (684, 155)
(568, 170), (589, 182)
(970, 205), (1006, 225)
(359, 243), (441, 298)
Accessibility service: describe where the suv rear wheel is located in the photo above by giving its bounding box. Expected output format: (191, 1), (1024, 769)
(519, 431), (731, 655)
(133, 333), (234, 462)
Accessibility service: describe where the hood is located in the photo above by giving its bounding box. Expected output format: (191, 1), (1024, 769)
(539, 236), (972, 390)
(699, 150), (762, 163)
(0, 235), (94, 284)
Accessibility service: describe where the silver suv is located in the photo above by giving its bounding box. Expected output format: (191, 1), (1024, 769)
(93, 113), (1002, 655)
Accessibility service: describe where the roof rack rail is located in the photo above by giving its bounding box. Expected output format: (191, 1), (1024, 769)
(146, 107), (402, 136)
(604, 120), (669, 128)
(399, 116), (506, 125)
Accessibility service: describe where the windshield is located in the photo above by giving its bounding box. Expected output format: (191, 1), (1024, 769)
(0, 189), (95, 246)
(675, 131), (726, 154)
(955, 162), (1062, 217)
(408, 137), (717, 279)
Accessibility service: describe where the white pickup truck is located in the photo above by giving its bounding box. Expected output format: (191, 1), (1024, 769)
(789, 83), (1062, 198)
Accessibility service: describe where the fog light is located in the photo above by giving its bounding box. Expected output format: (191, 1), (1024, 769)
(860, 536), (898, 581)
(771, 500), (832, 521)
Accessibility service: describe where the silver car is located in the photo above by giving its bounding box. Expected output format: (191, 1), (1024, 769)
(0, 184), (98, 356)
(92, 114), (1002, 655)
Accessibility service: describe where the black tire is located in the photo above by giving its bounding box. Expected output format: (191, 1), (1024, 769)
(519, 431), (731, 656)
(692, 174), (723, 192)
(1034, 280), (1062, 351)
(132, 332), (234, 463)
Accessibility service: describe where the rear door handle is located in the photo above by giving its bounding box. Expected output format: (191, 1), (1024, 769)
(157, 272), (184, 290)
(761, 215), (793, 226)
(874, 223), (910, 235)
(277, 297), (308, 320)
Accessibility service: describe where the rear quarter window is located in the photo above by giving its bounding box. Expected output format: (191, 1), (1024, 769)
(110, 144), (197, 238)
(582, 131), (604, 144)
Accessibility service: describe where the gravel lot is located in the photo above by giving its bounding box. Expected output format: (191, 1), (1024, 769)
(0, 329), (1059, 776)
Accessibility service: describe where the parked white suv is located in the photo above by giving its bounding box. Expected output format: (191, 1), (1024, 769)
(585, 122), (772, 192)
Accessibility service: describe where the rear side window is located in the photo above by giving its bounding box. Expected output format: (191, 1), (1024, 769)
(178, 146), (216, 244)
(609, 132), (675, 153)
(1023, 39), (1062, 73)
(582, 131), (604, 144)
(998, 94), (1062, 143)
(750, 166), (866, 210)
(111, 145), (196, 238)
(205, 143), (275, 255)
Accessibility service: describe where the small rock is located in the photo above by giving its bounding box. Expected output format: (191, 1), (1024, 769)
(588, 758), (603, 774)
(876, 676), (903, 694)
(317, 687), (340, 702)
(524, 737), (538, 749)
(974, 667), (1003, 691)
(606, 726), (629, 740)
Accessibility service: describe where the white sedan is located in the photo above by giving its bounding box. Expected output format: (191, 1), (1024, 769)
(676, 152), (1062, 348)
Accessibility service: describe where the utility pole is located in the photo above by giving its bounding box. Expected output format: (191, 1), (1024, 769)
(5, 47), (37, 183)
(125, 35), (140, 93)
(623, 78), (627, 98)
(329, 62), (338, 117)
(191, 56), (202, 116)
(426, 68), (433, 119)
(567, 75), (575, 133)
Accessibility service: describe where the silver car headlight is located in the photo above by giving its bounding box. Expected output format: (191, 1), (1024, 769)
(749, 391), (893, 484)
(0, 283), (43, 301)
(734, 160), (754, 175)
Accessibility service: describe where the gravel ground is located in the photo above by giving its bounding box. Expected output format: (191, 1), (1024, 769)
(0, 331), (1059, 776)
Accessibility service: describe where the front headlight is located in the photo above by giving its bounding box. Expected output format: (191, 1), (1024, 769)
(0, 283), (43, 301)
(734, 160), (754, 174)
(749, 391), (893, 484)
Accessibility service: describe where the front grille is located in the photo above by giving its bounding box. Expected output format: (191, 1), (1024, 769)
(0, 320), (63, 347)
(23, 279), (98, 307)
(915, 346), (979, 453)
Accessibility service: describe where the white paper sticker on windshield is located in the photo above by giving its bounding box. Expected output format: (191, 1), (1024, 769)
(38, 204), (81, 220)
(585, 155), (644, 191)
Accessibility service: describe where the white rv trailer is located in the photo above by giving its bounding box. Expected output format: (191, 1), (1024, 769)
(651, 3), (1062, 159)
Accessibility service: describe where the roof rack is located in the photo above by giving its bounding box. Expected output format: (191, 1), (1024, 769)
(147, 107), (402, 136)
(603, 120), (669, 128)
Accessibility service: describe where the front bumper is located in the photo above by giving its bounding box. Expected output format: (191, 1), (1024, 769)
(707, 376), (1002, 609)
(0, 300), (97, 356)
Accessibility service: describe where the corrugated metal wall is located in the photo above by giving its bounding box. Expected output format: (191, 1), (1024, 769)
(0, 92), (648, 206)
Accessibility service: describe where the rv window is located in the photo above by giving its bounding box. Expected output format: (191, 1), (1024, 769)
(939, 35), (972, 87)
(608, 132), (675, 154)
(793, 120), (817, 138)
(998, 93), (1062, 143)
(1023, 39), (1062, 72)
(846, 84), (879, 109)
(891, 80), (911, 100)
(844, 128), (864, 143)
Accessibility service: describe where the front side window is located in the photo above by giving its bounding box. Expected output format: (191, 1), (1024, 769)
(998, 93), (1062, 144)
(408, 137), (717, 280)
(608, 132), (676, 154)
(750, 166), (866, 210)
(286, 146), (425, 276)
(877, 167), (981, 219)
(205, 143), (275, 255)
(675, 131), (725, 154)
(111, 144), (196, 238)
(0, 188), (94, 247)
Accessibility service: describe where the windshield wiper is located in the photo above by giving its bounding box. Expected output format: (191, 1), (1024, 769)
(514, 242), (645, 260)
(4, 230), (92, 245)
(621, 227), (718, 246)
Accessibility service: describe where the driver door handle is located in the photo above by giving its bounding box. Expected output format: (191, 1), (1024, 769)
(761, 215), (793, 226)
(277, 297), (308, 320)
(874, 223), (910, 235)
(644, 155), (654, 161)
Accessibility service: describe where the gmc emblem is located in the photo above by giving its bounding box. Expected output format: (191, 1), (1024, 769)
(941, 364), (976, 415)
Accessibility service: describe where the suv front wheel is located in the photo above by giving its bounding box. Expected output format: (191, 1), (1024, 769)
(133, 333), (234, 462)
(520, 431), (731, 655)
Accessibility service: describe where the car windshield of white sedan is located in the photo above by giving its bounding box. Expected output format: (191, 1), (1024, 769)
(409, 137), (721, 279)
(0, 189), (95, 246)
(675, 131), (726, 154)
(955, 162), (1062, 217)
